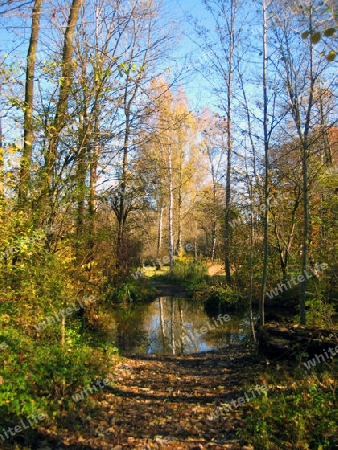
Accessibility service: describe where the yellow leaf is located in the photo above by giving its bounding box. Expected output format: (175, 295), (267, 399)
(326, 51), (336, 62)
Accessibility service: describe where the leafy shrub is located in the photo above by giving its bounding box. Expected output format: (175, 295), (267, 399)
(106, 278), (156, 304)
(196, 278), (245, 313)
(240, 380), (338, 449)
(0, 205), (119, 447)
(306, 290), (336, 328)
(0, 315), (117, 443)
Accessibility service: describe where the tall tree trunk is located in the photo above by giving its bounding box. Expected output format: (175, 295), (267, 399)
(259, 0), (269, 326)
(19, 0), (42, 202)
(244, 153), (257, 341)
(88, 117), (99, 263)
(76, 114), (89, 262)
(224, 0), (235, 283)
(272, 3), (317, 324)
(61, 314), (66, 395)
(249, 180), (256, 340)
(241, 75), (257, 339)
(224, 137), (231, 281)
(116, 134), (128, 271)
(168, 144), (174, 270)
(0, 103), (4, 199)
(45, 0), (82, 200)
(44, 0), (82, 351)
(272, 215), (298, 280)
(176, 180), (182, 255)
(211, 169), (217, 262)
(299, 5), (316, 326)
(208, 149), (218, 262)
(211, 225), (216, 262)
(157, 205), (164, 257)
(87, 3), (101, 267)
(76, 50), (91, 263)
(116, 91), (131, 272)
(300, 141), (310, 325)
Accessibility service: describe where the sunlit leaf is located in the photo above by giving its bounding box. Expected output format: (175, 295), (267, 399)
(326, 51), (336, 62)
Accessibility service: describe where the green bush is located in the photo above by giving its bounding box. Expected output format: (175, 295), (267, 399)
(196, 278), (245, 313)
(0, 206), (119, 447)
(0, 330), (115, 428)
(106, 278), (156, 304)
(306, 289), (336, 328)
(0, 313), (117, 444)
(240, 381), (338, 449)
(160, 260), (208, 289)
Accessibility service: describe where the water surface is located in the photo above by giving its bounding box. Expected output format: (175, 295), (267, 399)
(111, 296), (252, 355)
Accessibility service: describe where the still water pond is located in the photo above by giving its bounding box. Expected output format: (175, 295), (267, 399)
(111, 297), (252, 355)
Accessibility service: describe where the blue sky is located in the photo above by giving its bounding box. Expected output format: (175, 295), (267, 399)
(0, 0), (262, 144)
(165, 0), (263, 113)
(165, 0), (221, 110)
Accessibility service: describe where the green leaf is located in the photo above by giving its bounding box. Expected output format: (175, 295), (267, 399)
(311, 31), (321, 44)
(324, 27), (336, 37)
(301, 31), (310, 39)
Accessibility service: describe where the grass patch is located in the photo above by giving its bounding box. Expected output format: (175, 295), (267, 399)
(143, 265), (170, 278)
(152, 259), (208, 290)
(106, 278), (157, 304)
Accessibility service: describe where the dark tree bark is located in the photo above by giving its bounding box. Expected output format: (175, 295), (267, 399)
(45, 0), (82, 194)
(19, 0), (42, 202)
(0, 94), (4, 199)
(259, 0), (269, 326)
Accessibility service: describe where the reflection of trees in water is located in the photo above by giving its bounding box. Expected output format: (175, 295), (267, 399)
(156, 297), (206, 355)
(113, 305), (149, 353)
(208, 317), (252, 348)
(159, 298), (165, 348)
(153, 297), (252, 354)
(154, 297), (189, 355)
(155, 297), (179, 354)
(112, 298), (252, 354)
(171, 297), (175, 355)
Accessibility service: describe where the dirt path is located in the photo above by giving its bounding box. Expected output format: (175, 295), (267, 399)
(41, 346), (267, 450)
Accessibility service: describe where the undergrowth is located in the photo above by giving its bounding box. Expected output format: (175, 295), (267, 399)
(239, 361), (338, 449)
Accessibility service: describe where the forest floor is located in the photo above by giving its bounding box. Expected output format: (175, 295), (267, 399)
(36, 344), (269, 450)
